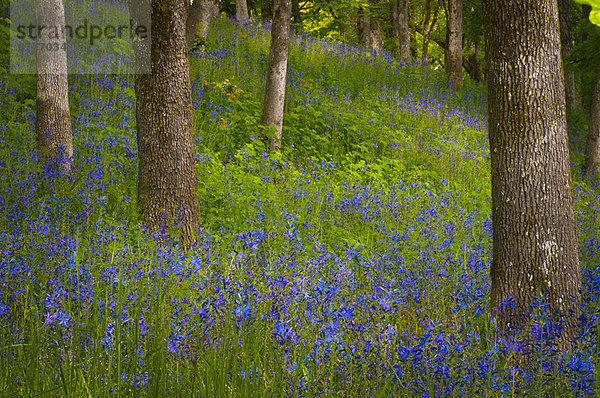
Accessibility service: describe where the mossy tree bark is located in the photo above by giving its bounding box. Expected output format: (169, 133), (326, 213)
(132, 0), (202, 243)
(35, 0), (73, 172)
(445, 0), (462, 90)
(585, 64), (600, 177)
(484, 0), (582, 345)
(261, 0), (291, 152)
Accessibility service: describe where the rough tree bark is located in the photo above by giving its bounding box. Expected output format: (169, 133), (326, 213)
(484, 0), (581, 344)
(186, 0), (219, 40)
(390, 0), (410, 61)
(132, 0), (202, 243)
(261, 0), (291, 152)
(558, 0), (579, 109)
(445, 0), (462, 90)
(236, 0), (249, 21)
(357, 0), (383, 52)
(585, 64), (600, 177)
(35, 0), (73, 172)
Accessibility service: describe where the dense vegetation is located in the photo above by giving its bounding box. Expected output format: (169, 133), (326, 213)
(1, 17), (600, 396)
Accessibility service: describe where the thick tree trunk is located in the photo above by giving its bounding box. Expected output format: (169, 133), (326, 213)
(357, 0), (383, 52)
(390, 0), (410, 61)
(558, 0), (579, 110)
(236, 0), (249, 21)
(445, 0), (462, 90)
(35, 0), (72, 172)
(261, 0), (291, 152)
(585, 64), (600, 177)
(484, 0), (581, 344)
(132, 0), (201, 243)
(187, 0), (219, 40)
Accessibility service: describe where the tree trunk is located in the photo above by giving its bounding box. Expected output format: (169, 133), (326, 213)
(261, 0), (273, 22)
(132, 0), (201, 243)
(185, 0), (219, 41)
(558, 0), (579, 110)
(484, 0), (581, 344)
(357, 0), (383, 52)
(261, 0), (291, 152)
(291, 0), (302, 25)
(236, 0), (249, 21)
(421, 0), (440, 65)
(585, 64), (600, 177)
(390, 0), (410, 61)
(35, 0), (72, 172)
(187, 0), (219, 40)
(445, 0), (462, 90)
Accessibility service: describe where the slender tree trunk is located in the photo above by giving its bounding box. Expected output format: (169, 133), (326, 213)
(558, 0), (578, 110)
(582, 5), (591, 42)
(421, 0), (440, 65)
(132, 0), (201, 243)
(585, 64), (600, 177)
(291, 0), (302, 25)
(445, 0), (462, 90)
(390, 0), (410, 61)
(484, 0), (581, 345)
(35, 0), (72, 172)
(261, 0), (291, 152)
(357, 0), (383, 52)
(261, 0), (273, 22)
(236, 0), (249, 21)
(187, 0), (219, 40)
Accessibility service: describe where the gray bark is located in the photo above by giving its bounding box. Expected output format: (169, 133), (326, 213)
(558, 0), (579, 109)
(484, 0), (581, 344)
(261, 0), (291, 152)
(236, 0), (249, 21)
(132, 0), (201, 243)
(391, 0), (410, 61)
(187, 0), (219, 40)
(445, 0), (462, 90)
(35, 0), (72, 172)
(585, 64), (600, 177)
(357, 0), (383, 52)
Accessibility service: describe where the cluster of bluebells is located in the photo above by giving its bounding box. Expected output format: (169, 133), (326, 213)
(1, 16), (600, 397)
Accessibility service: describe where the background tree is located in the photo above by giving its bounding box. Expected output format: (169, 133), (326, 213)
(559, 0), (579, 109)
(357, 0), (384, 52)
(261, 0), (292, 151)
(444, 0), (462, 89)
(131, 0), (202, 243)
(187, 0), (220, 41)
(390, 0), (411, 61)
(484, 0), (581, 343)
(35, 0), (72, 172)
(237, 0), (249, 20)
(420, 0), (441, 64)
(585, 64), (600, 177)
